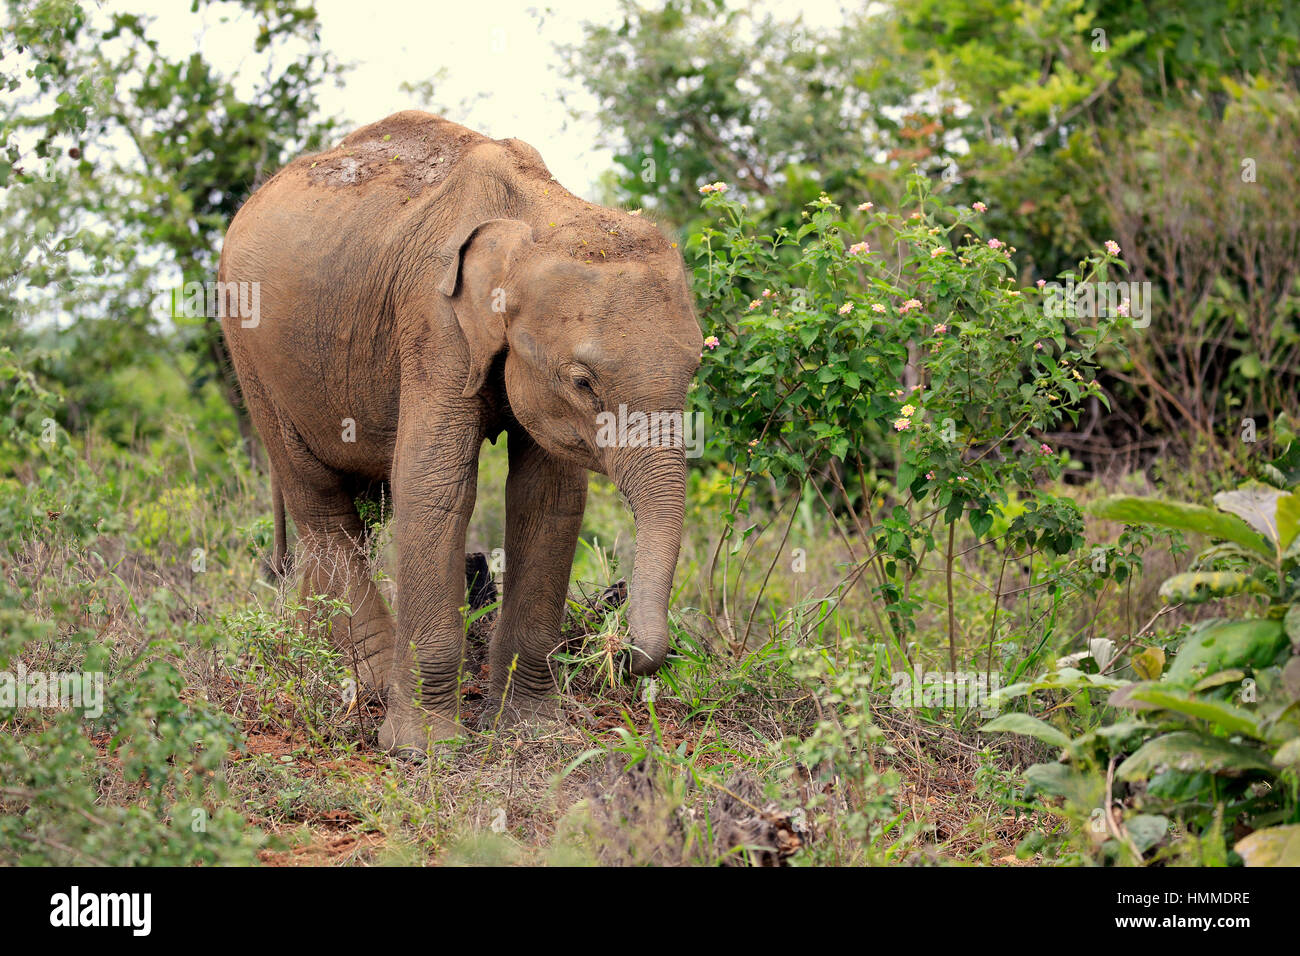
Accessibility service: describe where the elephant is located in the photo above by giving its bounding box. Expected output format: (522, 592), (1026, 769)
(218, 111), (703, 754)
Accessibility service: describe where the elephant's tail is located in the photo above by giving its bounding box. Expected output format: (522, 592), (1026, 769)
(263, 467), (292, 581)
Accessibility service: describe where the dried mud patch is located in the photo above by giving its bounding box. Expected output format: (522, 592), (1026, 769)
(302, 112), (486, 198)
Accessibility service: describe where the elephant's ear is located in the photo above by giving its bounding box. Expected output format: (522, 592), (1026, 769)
(438, 219), (535, 397)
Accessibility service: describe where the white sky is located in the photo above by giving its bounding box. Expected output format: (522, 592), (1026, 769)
(100, 0), (855, 198)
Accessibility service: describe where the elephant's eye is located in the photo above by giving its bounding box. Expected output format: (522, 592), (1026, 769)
(573, 375), (595, 394)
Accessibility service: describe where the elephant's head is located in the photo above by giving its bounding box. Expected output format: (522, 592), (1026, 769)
(439, 215), (703, 674)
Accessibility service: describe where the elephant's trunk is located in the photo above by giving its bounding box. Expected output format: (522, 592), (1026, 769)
(612, 445), (688, 676)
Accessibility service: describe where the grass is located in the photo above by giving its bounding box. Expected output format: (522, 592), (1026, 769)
(1, 413), (1236, 866)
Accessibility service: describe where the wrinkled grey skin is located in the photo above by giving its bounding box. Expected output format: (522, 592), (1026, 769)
(219, 112), (702, 753)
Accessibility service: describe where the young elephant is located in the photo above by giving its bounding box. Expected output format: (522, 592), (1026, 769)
(219, 112), (702, 754)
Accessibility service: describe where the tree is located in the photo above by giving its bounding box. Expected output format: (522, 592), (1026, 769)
(1, 0), (341, 464)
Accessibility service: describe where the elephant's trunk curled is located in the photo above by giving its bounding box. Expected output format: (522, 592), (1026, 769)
(613, 446), (687, 675)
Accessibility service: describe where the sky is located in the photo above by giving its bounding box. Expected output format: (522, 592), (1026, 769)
(99, 0), (855, 198)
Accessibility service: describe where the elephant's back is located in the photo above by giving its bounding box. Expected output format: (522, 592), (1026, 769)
(218, 117), (485, 472)
(234, 111), (488, 218)
(294, 111), (489, 199)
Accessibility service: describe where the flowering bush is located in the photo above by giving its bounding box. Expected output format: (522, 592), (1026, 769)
(688, 171), (1130, 652)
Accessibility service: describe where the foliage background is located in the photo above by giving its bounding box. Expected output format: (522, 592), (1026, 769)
(2, 0), (1298, 865)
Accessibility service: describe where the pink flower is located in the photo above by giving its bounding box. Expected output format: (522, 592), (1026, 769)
(1117, 299), (1131, 317)
(893, 418), (911, 432)
(1105, 240), (1120, 256)
(762, 289), (774, 298)
(926, 471), (936, 480)
(1036, 279), (1046, 289)
(838, 303), (853, 315)
(900, 299), (922, 313)
(857, 201), (874, 211)
(704, 336), (720, 350)
(957, 475), (968, 482)
(871, 303), (886, 314)
(988, 238), (1004, 250)
(930, 247), (946, 258)
(909, 211), (923, 220)
(933, 323), (947, 334)
(849, 241), (870, 256)
(1040, 443), (1052, 454)
(748, 299), (761, 311)
(699, 181), (729, 194)
(972, 201), (987, 213)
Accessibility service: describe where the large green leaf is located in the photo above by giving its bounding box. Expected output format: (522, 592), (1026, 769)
(1165, 618), (1289, 685)
(1266, 437), (1300, 487)
(1274, 737), (1300, 768)
(1123, 686), (1260, 738)
(1157, 571), (1266, 604)
(1117, 731), (1272, 780)
(1213, 487), (1284, 551)
(1127, 814), (1171, 853)
(1277, 493), (1300, 551)
(1286, 605), (1300, 648)
(985, 667), (1127, 708)
(982, 713), (1071, 749)
(1235, 824), (1300, 866)
(1092, 496), (1272, 559)
(1023, 762), (1098, 806)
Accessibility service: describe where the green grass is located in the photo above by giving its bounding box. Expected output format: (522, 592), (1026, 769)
(1, 402), (1239, 866)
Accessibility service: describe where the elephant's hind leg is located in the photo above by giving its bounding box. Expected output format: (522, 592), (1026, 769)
(276, 439), (396, 697)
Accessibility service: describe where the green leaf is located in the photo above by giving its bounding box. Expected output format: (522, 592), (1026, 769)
(1131, 646), (1165, 680)
(1124, 686), (1260, 738)
(1235, 824), (1300, 866)
(982, 713), (1072, 749)
(1286, 605), (1300, 649)
(1092, 496), (1272, 559)
(1127, 814), (1170, 853)
(1213, 487), (1284, 550)
(1117, 732), (1272, 780)
(1192, 669), (1246, 691)
(1277, 493), (1300, 550)
(1165, 618), (1289, 684)
(1023, 762), (1098, 805)
(1157, 571), (1266, 604)
(1273, 738), (1300, 768)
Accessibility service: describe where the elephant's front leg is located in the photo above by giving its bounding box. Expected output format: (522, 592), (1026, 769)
(488, 429), (588, 722)
(379, 407), (483, 754)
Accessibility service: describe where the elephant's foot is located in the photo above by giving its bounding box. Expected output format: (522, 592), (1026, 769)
(378, 700), (464, 757)
(477, 686), (561, 731)
(352, 645), (394, 701)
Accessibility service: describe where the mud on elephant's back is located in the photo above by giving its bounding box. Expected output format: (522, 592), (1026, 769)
(303, 112), (487, 197)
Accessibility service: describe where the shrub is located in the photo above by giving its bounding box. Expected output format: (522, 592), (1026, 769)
(0, 346), (257, 864)
(688, 171), (1127, 662)
(986, 445), (1300, 864)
